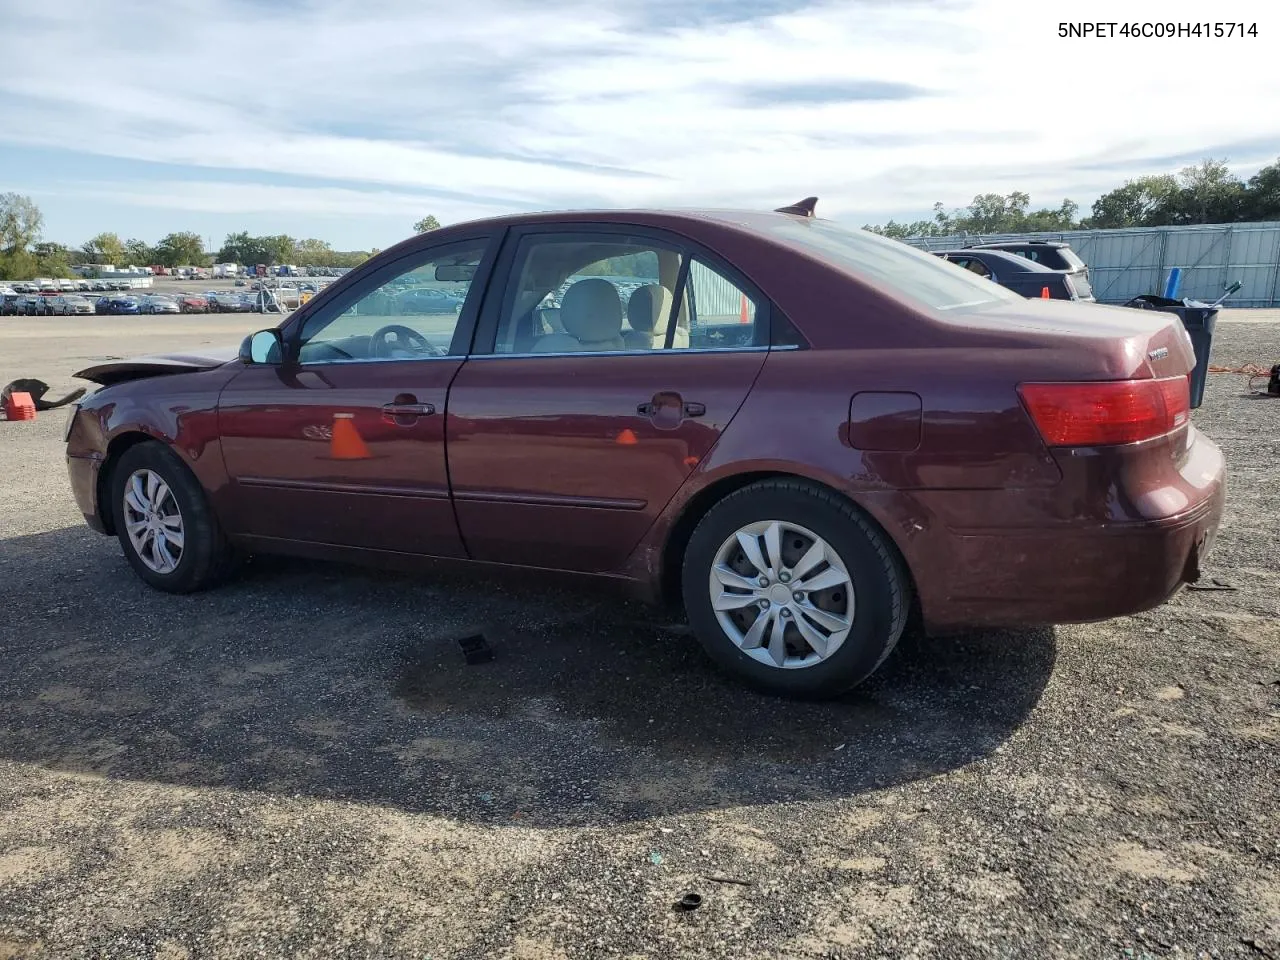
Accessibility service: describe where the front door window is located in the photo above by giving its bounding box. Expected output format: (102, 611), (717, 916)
(296, 243), (487, 363)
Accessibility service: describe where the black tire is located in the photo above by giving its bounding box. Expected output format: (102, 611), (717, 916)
(108, 441), (237, 593)
(681, 479), (911, 699)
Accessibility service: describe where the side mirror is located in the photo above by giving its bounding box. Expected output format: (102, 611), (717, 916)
(239, 329), (284, 365)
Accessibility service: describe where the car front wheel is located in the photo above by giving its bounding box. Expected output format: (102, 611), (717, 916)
(682, 479), (911, 699)
(109, 441), (237, 593)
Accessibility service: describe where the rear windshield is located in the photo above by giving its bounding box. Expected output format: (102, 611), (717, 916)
(1059, 247), (1086, 270)
(766, 219), (1023, 312)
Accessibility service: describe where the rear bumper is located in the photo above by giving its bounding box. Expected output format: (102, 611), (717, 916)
(910, 431), (1226, 631)
(922, 487), (1224, 630)
(67, 453), (108, 534)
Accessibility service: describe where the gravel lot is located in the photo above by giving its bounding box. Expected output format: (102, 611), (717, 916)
(0, 311), (1277, 959)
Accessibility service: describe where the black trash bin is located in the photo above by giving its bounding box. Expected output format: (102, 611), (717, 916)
(1122, 294), (1218, 409)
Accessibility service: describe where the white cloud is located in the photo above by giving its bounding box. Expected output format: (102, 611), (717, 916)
(27, 179), (510, 225)
(1, 0), (1277, 234)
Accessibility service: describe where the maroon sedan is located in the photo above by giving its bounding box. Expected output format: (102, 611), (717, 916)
(65, 200), (1225, 697)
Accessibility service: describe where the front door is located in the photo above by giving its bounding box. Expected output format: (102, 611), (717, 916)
(217, 237), (494, 556)
(446, 228), (771, 573)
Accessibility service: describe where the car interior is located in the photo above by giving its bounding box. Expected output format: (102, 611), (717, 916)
(496, 239), (762, 355)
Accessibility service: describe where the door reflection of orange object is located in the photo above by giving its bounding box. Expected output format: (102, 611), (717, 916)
(615, 429), (638, 445)
(330, 413), (371, 459)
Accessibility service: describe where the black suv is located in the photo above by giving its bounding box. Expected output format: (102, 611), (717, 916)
(965, 240), (1092, 299)
(933, 249), (1096, 302)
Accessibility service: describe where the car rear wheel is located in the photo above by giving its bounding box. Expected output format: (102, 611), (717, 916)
(109, 441), (237, 593)
(682, 479), (911, 699)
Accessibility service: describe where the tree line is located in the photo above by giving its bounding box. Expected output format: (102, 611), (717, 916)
(0, 198), (445, 281)
(865, 157), (1280, 239)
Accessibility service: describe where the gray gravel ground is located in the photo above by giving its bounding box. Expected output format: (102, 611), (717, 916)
(0, 313), (1277, 959)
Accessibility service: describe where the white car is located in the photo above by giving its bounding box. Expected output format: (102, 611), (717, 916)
(49, 295), (96, 316)
(140, 295), (181, 314)
(57, 279), (77, 292)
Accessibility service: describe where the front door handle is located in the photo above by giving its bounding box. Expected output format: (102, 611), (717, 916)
(682, 401), (706, 417)
(382, 395), (435, 425)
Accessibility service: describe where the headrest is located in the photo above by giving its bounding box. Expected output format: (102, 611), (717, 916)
(560, 278), (623, 342)
(626, 284), (673, 334)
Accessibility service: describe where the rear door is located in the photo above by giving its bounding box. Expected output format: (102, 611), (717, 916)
(446, 226), (771, 573)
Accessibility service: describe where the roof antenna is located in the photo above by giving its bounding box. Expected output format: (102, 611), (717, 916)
(774, 196), (818, 218)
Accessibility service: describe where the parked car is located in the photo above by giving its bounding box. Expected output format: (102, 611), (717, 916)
(208, 291), (250, 312)
(965, 240), (1092, 294)
(99, 296), (141, 315)
(392, 286), (464, 315)
(1, 292), (22, 315)
(48, 295), (96, 316)
(91, 281), (108, 292)
(140, 295), (181, 314)
(65, 200), (1224, 698)
(967, 239), (1086, 273)
(175, 293), (209, 313)
(933, 249), (1095, 302)
(75, 280), (92, 292)
(18, 295), (49, 315)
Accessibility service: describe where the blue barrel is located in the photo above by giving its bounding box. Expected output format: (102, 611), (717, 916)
(1163, 268), (1183, 300)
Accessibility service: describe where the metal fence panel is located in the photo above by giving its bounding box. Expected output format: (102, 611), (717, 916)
(902, 221), (1280, 306)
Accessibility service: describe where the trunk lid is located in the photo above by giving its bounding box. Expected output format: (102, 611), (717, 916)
(956, 298), (1196, 381)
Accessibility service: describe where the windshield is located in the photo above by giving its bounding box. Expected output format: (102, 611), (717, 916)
(766, 219), (1023, 311)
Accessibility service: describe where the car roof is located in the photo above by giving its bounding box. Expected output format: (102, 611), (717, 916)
(968, 239), (1069, 250)
(421, 206), (822, 238)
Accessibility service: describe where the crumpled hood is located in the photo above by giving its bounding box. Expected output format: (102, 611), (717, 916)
(74, 345), (241, 386)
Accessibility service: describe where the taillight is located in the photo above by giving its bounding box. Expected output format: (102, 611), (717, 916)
(1018, 377), (1190, 446)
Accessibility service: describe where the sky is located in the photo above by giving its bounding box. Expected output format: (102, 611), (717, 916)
(1, 0), (1277, 252)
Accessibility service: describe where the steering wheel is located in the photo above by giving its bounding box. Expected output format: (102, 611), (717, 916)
(370, 324), (445, 359)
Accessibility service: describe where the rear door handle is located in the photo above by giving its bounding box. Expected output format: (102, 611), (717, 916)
(682, 401), (706, 417)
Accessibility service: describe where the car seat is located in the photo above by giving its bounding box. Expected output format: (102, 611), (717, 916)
(532, 278), (626, 353)
(623, 283), (689, 350)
